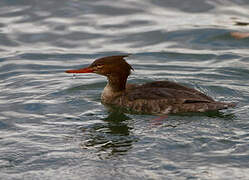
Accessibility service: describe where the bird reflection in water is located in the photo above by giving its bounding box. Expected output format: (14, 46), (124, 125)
(79, 107), (234, 159)
(79, 110), (138, 159)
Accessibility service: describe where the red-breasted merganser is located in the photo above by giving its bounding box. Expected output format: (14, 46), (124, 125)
(66, 55), (235, 115)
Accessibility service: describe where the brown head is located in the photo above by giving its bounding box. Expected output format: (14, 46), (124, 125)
(66, 55), (133, 91)
(66, 55), (133, 76)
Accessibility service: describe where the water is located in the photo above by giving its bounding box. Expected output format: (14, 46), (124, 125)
(0, 0), (249, 179)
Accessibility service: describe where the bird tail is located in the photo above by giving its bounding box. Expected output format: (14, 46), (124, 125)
(210, 101), (236, 111)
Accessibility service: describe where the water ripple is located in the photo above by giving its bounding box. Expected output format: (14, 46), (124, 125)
(0, 0), (249, 179)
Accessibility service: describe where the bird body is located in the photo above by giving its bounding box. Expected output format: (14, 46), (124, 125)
(66, 55), (235, 115)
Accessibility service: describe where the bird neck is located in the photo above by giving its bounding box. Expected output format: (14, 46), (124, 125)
(101, 74), (128, 103)
(107, 74), (128, 92)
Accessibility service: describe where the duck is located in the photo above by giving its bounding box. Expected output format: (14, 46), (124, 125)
(66, 55), (235, 115)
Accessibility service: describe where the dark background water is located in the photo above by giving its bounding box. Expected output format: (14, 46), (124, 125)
(0, 0), (249, 179)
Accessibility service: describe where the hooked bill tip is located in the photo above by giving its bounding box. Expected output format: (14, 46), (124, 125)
(65, 69), (77, 73)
